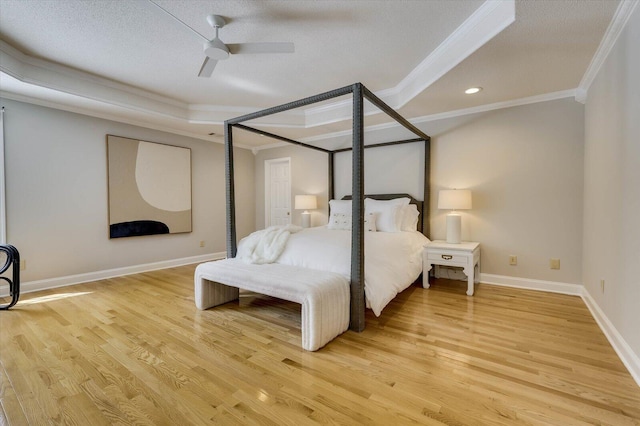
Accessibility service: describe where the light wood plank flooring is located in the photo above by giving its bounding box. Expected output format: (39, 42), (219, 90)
(1, 265), (639, 425)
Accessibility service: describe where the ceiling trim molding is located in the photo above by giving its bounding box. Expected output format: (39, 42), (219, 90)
(251, 88), (577, 151)
(576, 0), (639, 103)
(301, 0), (516, 128)
(0, 90), (259, 149)
(188, 103), (305, 127)
(409, 89), (577, 124)
(0, 41), (189, 120)
(385, 0), (516, 110)
(0, 1), (515, 130)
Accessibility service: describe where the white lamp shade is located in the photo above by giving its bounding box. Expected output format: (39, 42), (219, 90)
(295, 195), (317, 210)
(438, 189), (472, 210)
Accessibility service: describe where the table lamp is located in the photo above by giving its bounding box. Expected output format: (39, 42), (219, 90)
(295, 195), (317, 228)
(438, 189), (472, 244)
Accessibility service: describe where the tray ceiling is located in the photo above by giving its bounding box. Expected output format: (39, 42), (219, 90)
(0, 0), (622, 149)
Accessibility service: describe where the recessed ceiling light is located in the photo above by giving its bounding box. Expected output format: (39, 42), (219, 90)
(465, 87), (482, 95)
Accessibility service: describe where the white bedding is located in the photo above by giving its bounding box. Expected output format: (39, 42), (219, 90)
(275, 226), (430, 316)
(236, 224), (302, 264)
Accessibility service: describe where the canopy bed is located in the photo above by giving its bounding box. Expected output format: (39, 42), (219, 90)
(196, 83), (431, 348)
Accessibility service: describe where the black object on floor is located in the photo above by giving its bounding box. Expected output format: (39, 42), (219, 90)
(0, 244), (20, 310)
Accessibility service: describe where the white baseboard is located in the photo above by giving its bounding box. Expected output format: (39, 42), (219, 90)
(478, 272), (639, 388)
(581, 288), (640, 387)
(11, 252), (226, 296)
(7, 263), (639, 388)
(479, 273), (582, 295)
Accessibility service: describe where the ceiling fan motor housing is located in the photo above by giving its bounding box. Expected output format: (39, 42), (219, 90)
(204, 38), (229, 60)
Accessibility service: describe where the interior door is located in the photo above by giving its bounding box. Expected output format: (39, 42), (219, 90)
(265, 158), (291, 227)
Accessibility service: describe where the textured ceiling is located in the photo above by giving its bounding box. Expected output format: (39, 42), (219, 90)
(0, 0), (621, 149)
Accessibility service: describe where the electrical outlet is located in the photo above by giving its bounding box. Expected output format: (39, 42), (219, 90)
(550, 258), (560, 270)
(20, 259), (26, 271)
(600, 279), (605, 293)
(199, 240), (205, 248)
(509, 255), (517, 266)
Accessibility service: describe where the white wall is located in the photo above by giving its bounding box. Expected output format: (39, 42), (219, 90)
(255, 145), (329, 229)
(427, 98), (584, 284)
(255, 98), (585, 285)
(333, 142), (426, 200)
(583, 5), (640, 363)
(1, 98), (255, 282)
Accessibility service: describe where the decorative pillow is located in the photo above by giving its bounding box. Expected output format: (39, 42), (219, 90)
(327, 212), (377, 232)
(328, 212), (351, 230)
(328, 199), (351, 226)
(401, 204), (420, 232)
(364, 212), (377, 232)
(365, 197), (410, 232)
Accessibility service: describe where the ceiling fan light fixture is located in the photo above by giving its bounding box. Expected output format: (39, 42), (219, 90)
(204, 39), (229, 60)
(465, 87), (482, 95)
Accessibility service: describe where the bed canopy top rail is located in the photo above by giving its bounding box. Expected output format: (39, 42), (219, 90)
(224, 82), (430, 332)
(233, 123), (331, 154)
(227, 84), (355, 125)
(360, 86), (429, 140)
(333, 137), (424, 153)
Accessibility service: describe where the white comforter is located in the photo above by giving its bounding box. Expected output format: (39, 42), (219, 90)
(275, 226), (430, 316)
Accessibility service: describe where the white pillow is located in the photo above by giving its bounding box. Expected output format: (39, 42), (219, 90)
(364, 212), (377, 232)
(364, 198), (410, 232)
(401, 204), (420, 232)
(329, 199), (351, 214)
(327, 212), (377, 232)
(327, 212), (351, 230)
(328, 199), (351, 226)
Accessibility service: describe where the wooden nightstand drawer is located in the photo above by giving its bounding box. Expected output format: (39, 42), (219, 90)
(427, 252), (468, 264)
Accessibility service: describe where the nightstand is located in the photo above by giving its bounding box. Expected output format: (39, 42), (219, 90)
(423, 240), (480, 296)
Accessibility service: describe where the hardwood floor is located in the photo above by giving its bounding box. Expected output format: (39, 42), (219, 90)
(1, 265), (639, 425)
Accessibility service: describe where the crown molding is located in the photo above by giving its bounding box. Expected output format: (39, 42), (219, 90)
(409, 89), (577, 124)
(188, 103), (305, 127)
(0, 90), (253, 150)
(577, 0), (639, 102)
(389, 0), (516, 110)
(0, 1), (514, 131)
(302, 0), (515, 128)
(0, 40), (189, 120)
(260, 88), (576, 151)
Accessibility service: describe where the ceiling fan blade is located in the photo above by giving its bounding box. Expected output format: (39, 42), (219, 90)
(227, 42), (295, 55)
(198, 57), (218, 77)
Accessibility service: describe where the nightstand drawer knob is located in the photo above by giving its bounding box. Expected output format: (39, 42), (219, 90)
(441, 255), (453, 260)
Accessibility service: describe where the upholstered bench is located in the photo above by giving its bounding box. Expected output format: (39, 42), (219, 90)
(194, 258), (350, 351)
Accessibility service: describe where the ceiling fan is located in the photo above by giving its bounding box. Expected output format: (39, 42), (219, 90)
(148, 0), (295, 78)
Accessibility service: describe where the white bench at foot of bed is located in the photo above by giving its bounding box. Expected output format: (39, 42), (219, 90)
(194, 258), (350, 351)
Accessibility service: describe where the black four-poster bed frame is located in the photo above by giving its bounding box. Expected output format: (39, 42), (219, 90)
(224, 82), (431, 332)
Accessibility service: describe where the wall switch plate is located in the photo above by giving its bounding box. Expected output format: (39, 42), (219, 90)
(20, 259), (26, 270)
(509, 255), (517, 266)
(199, 240), (205, 247)
(550, 258), (560, 269)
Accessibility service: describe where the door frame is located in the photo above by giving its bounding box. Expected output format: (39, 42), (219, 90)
(264, 157), (291, 227)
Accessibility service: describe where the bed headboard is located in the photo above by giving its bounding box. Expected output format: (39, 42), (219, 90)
(341, 193), (424, 234)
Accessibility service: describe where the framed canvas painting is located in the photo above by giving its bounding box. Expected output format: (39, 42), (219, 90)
(107, 135), (192, 238)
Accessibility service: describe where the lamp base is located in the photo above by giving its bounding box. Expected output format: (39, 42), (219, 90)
(445, 213), (461, 244)
(301, 211), (310, 228)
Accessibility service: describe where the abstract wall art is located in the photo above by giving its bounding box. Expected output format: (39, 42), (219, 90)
(107, 135), (192, 239)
